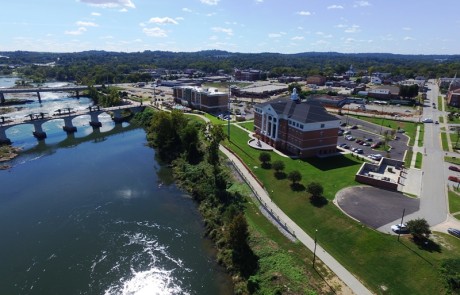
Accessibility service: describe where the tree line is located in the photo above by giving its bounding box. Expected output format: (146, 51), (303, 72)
(2, 50), (460, 84)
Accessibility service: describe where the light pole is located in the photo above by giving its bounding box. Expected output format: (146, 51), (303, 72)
(398, 208), (406, 241)
(228, 86), (231, 141)
(312, 229), (318, 268)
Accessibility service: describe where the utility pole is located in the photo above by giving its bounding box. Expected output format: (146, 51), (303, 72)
(312, 229), (318, 267)
(228, 86), (231, 141)
(398, 208), (406, 241)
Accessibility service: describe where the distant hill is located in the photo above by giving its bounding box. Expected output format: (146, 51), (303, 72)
(1, 50), (459, 82)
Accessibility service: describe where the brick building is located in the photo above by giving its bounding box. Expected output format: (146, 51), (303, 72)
(306, 75), (326, 86)
(173, 86), (228, 113)
(254, 89), (340, 157)
(234, 69), (268, 81)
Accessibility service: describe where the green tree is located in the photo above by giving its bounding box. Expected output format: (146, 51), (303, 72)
(258, 152), (271, 167)
(306, 182), (324, 198)
(440, 259), (460, 293)
(207, 124), (226, 166)
(272, 160), (285, 173)
(407, 218), (431, 241)
(287, 170), (302, 184)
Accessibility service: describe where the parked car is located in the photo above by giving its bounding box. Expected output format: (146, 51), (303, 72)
(340, 122), (347, 127)
(448, 176), (460, 183)
(365, 138), (373, 142)
(343, 130), (351, 135)
(356, 139), (363, 144)
(422, 118), (433, 123)
(449, 166), (460, 172)
(339, 143), (347, 147)
(448, 228), (460, 238)
(397, 129), (405, 133)
(435, 121), (439, 124)
(338, 130), (344, 135)
(350, 125), (358, 129)
(355, 148), (364, 154)
(371, 143), (381, 148)
(391, 223), (409, 234)
(362, 142), (370, 146)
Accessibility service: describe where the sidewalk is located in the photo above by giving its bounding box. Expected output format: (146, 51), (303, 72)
(220, 145), (372, 295)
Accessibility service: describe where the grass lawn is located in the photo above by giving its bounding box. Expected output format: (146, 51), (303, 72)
(441, 132), (449, 151)
(415, 152), (423, 169)
(450, 132), (460, 150)
(439, 116), (444, 123)
(445, 156), (460, 165)
(237, 121), (254, 132)
(438, 96), (444, 110)
(222, 125), (458, 294)
(417, 125), (424, 147)
(405, 149), (413, 168)
(448, 190), (460, 216)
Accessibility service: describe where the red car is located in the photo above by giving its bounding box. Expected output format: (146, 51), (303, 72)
(449, 176), (460, 183)
(449, 166), (460, 172)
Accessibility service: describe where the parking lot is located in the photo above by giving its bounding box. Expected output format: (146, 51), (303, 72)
(337, 115), (409, 161)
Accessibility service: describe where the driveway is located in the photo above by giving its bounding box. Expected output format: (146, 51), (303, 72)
(336, 186), (419, 230)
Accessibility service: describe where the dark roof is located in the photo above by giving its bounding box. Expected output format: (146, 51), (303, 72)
(257, 98), (339, 123)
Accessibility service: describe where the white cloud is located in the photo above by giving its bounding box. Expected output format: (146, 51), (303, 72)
(119, 8), (128, 12)
(353, 1), (371, 7)
(91, 12), (101, 16)
(209, 35), (218, 40)
(297, 11), (312, 16)
(404, 36), (415, 41)
(402, 27), (412, 31)
(269, 33), (282, 38)
(182, 8), (193, 13)
(255, 0), (263, 2)
(344, 38), (355, 44)
(65, 27), (87, 35)
(297, 26), (304, 30)
(78, 0), (135, 9)
(143, 27), (167, 37)
(291, 36), (304, 40)
(212, 27), (233, 36)
(148, 17), (178, 25)
(345, 25), (360, 33)
(76, 21), (98, 27)
(176, 17), (184, 21)
(335, 24), (347, 28)
(327, 5), (344, 9)
(207, 12), (217, 17)
(200, 0), (219, 5)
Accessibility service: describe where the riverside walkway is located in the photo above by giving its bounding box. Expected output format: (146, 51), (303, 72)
(219, 145), (373, 295)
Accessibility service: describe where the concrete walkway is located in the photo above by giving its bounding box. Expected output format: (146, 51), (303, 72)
(219, 145), (372, 295)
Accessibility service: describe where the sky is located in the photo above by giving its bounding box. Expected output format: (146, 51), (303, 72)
(1, 0), (459, 54)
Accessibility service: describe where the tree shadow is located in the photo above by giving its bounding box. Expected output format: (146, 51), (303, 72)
(413, 237), (442, 253)
(274, 171), (287, 180)
(261, 162), (271, 169)
(309, 196), (329, 208)
(290, 183), (305, 191)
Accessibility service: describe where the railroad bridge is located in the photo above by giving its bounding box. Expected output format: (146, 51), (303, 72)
(0, 104), (145, 145)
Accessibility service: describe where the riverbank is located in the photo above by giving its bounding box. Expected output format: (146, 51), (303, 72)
(0, 146), (20, 169)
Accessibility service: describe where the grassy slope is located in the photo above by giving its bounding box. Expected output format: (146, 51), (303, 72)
(222, 125), (458, 295)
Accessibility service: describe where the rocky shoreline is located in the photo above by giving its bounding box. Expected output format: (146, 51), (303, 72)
(0, 146), (20, 169)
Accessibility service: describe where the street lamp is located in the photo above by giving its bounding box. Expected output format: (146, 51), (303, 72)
(312, 229), (318, 268)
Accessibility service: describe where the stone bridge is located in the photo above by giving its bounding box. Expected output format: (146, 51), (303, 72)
(0, 104), (145, 144)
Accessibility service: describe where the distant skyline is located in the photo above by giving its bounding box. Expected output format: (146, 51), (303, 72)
(1, 0), (459, 54)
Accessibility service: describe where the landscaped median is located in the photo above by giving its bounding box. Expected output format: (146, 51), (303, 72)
(222, 124), (460, 294)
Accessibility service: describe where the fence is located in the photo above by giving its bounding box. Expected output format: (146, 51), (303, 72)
(228, 157), (296, 239)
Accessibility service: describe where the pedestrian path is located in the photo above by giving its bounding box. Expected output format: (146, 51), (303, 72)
(219, 145), (372, 295)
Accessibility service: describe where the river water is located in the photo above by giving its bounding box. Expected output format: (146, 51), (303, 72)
(0, 77), (232, 294)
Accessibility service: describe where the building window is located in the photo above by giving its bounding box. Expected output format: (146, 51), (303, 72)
(321, 124), (325, 128)
(300, 124), (304, 129)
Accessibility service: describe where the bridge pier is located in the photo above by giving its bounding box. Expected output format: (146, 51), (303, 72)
(0, 127), (12, 145)
(89, 112), (102, 128)
(111, 109), (124, 123)
(76, 90), (80, 99)
(0, 93), (5, 104)
(62, 117), (77, 133)
(37, 92), (42, 104)
(32, 121), (47, 140)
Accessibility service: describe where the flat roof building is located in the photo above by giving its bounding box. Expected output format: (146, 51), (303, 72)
(173, 86), (228, 113)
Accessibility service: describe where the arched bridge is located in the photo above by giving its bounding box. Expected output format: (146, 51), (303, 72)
(0, 104), (145, 144)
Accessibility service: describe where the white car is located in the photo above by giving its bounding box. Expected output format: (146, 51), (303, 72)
(422, 118), (433, 123)
(391, 223), (409, 234)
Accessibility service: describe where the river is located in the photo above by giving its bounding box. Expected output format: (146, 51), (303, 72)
(0, 77), (233, 294)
